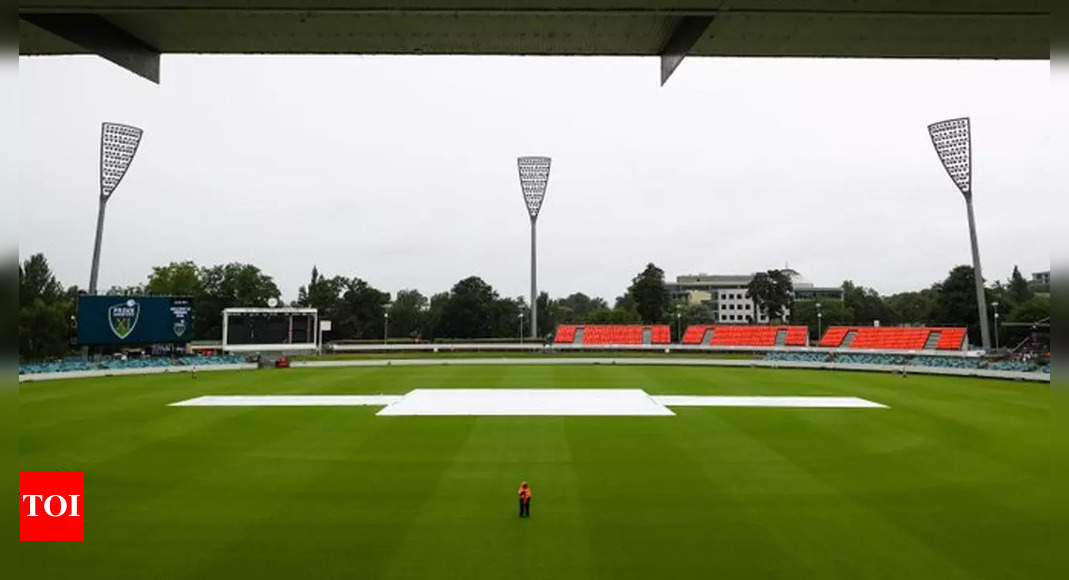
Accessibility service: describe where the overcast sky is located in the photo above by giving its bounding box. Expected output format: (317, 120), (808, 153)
(17, 55), (1057, 303)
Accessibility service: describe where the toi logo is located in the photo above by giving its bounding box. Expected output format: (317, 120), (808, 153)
(20, 471), (84, 541)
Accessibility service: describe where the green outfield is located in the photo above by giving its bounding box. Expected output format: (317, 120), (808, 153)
(20, 365), (1050, 579)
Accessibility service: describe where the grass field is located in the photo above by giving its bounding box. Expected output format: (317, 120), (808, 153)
(19, 365), (1051, 579)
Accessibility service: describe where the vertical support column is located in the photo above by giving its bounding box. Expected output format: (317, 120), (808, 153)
(660, 16), (714, 86)
(965, 197), (991, 350)
(88, 198), (107, 294)
(530, 217), (538, 340)
(221, 310), (229, 353)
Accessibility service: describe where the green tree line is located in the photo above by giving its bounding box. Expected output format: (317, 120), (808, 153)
(17, 252), (1048, 360)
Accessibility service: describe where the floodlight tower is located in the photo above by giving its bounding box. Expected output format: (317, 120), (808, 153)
(517, 156), (551, 340)
(927, 117), (990, 350)
(89, 122), (144, 294)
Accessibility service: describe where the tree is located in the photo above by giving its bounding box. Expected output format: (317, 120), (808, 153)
(489, 296), (525, 339)
(584, 308), (641, 324)
(746, 270), (794, 323)
(295, 267), (348, 337)
(929, 265), (988, 345)
(534, 291), (558, 337)
(885, 289), (937, 324)
(1008, 265), (1033, 306)
(626, 263), (669, 324)
(105, 284), (145, 296)
(145, 261), (201, 296)
(338, 278), (391, 339)
(1002, 295), (1049, 348)
(196, 263), (282, 339)
(437, 276), (499, 339)
(841, 280), (895, 325)
(665, 301), (716, 341)
(423, 292), (450, 340)
(789, 300), (854, 340)
(613, 292), (639, 318)
(19, 253), (65, 308)
(388, 289), (428, 340)
(556, 293), (608, 323)
(18, 254), (74, 360)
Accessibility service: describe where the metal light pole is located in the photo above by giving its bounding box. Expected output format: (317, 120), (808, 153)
(816, 302), (823, 343)
(517, 156), (551, 339)
(992, 301), (1000, 350)
(518, 312), (525, 343)
(89, 122), (144, 294)
(383, 311), (389, 345)
(928, 117), (991, 350)
(671, 307), (679, 346)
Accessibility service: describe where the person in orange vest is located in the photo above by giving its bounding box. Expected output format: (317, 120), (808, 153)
(518, 481), (532, 518)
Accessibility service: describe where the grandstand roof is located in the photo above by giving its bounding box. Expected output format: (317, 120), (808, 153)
(20, 2), (1049, 83)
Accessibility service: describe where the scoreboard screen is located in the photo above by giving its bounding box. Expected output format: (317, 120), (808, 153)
(77, 296), (194, 345)
(225, 312), (315, 345)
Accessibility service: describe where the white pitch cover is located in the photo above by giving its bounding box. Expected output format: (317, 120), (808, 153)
(377, 389), (675, 416)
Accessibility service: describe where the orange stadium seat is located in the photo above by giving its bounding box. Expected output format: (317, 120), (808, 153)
(819, 327), (851, 347)
(817, 326), (968, 350)
(681, 325), (711, 345)
(554, 325), (671, 345)
(554, 325), (577, 343)
(934, 328), (968, 350)
(680, 325), (809, 347)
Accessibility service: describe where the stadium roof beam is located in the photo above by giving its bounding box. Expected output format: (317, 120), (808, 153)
(21, 13), (159, 83)
(18, 2), (1050, 85)
(659, 15), (713, 86)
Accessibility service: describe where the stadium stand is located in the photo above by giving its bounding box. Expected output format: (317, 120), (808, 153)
(681, 325), (709, 345)
(764, 351), (830, 363)
(818, 326), (968, 350)
(985, 360), (1034, 372)
(818, 327), (852, 348)
(934, 328), (968, 350)
(833, 353), (906, 366)
(908, 356), (981, 369)
(682, 325), (808, 347)
(554, 325), (578, 344)
(18, 358), (94, 374)
(553, 325), (671, 345)
(19, 355), (245, 374)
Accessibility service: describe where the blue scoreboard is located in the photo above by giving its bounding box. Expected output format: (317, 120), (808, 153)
(77, 296), (194, 345)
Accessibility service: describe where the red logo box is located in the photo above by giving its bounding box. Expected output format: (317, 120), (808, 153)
(20, 471), (84, 541)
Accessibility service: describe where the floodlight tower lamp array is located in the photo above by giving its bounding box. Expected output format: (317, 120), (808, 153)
(517, 156), (551, 340)
(927, 117), (990, 351)
(89, 122), (144, 295)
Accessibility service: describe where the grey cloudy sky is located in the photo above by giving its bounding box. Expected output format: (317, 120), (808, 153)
(18, 55), (1056, 303)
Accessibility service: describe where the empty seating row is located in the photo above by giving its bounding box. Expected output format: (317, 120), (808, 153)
(764, 353), (1046, 373)
(764, 351), (830, 363)
(834, 353), (906, 366)
(909, 356), (981, 369)
(553, 325), (671, 345)
(19, 355), (246, 374)
(681, 325), (708, 344)
(985, 360), (1033, 372)
(554, 325), (578, 343)
(850, 327), (931, 350)
(818, 326), (968, 350)
(934, 328), (968, 350)
(682, 325), (808, 347)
